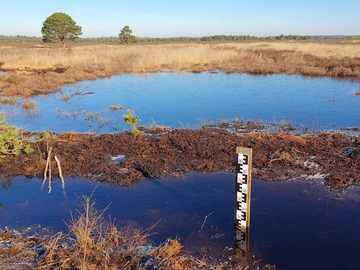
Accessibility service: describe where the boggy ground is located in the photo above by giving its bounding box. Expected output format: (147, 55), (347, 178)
(0, 123), (359, 189)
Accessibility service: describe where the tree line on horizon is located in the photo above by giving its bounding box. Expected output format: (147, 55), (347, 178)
(0, 12), (358, 45)
(2, 34), (359, 45)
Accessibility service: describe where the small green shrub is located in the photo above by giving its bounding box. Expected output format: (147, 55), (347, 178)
(123, 109), (141, 136)
(24, 144), (34, 154)
(38, 130), (57, 140)
(0, 112), (33, 158)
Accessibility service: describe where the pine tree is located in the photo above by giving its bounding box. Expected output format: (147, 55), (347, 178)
(41, 12), (82, 48)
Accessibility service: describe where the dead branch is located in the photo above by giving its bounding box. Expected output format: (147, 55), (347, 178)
(54, 155), (65, 188)
(42, 144), (53, 193)
(43, 144), (53, 182)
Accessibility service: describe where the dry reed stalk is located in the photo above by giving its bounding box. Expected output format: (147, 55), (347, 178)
(57, 196), (156, 269)
(37, 232), (72, 269)
(1, 41), (360, 97)
(0, 195), (238, 269)
(1, 42), (359, 71)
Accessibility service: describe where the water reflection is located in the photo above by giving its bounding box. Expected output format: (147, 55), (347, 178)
(2, 73), (360, 133)
(1, 172), (360, 269)
(0, 178), (12, 190)
(0, 178), (12, 212)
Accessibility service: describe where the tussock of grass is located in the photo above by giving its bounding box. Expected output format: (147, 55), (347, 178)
(109, 104), (124, 111)
(1, 41), (360, 97)
(60, 94), (70, 102)
(0, 196), (258, 269)
(37, 196), (160, 269)
(0, 97), (17, 105)
(22, 99), (37, 110)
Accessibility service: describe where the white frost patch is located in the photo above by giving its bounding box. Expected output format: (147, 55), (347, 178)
(306, 173), (327, 180)
(111, 155), (126, 163)
(303, 160), (319, 169)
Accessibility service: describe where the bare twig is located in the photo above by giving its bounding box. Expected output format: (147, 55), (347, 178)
(43, 144), (53, 181)
(200, 212), (214, 231)
(269, 158), (282, 163)
(213, 233), (225, 239)
(42, 144), (53, 193)
(54, 155), (65, 189)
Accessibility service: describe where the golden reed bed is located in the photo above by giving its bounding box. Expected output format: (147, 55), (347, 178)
(1, 41), (360, 98)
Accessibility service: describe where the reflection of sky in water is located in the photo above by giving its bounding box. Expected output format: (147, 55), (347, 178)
(1, 172), (360, 269)
(2, 73), (360, 133)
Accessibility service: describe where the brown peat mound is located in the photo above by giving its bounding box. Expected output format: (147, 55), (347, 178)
(0, 127), (359, 189)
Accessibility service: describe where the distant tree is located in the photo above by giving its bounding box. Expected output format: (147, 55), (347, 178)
(41, 12), (82, 48)
(119, 26), (138, 44)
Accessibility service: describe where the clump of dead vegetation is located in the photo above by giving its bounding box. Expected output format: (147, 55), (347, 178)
(1, 41), (360, 97)
(0, 196), (266, 269)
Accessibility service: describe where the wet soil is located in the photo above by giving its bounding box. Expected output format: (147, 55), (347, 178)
(0, 124), (359, 189)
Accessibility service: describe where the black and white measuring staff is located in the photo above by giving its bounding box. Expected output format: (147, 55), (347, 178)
(235, 147), (252, 254)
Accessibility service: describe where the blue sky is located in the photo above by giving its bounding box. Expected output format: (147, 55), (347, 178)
(1, 0), (359, 38)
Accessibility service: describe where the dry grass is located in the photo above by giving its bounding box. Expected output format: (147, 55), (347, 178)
(248, 41), (360, 58)
(0, 97), (17, 105)
(1, 41), (360, 97)
(0, 196), (255, 269)
(22, 98), (36, 110)
(36, 196), (159, 269)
